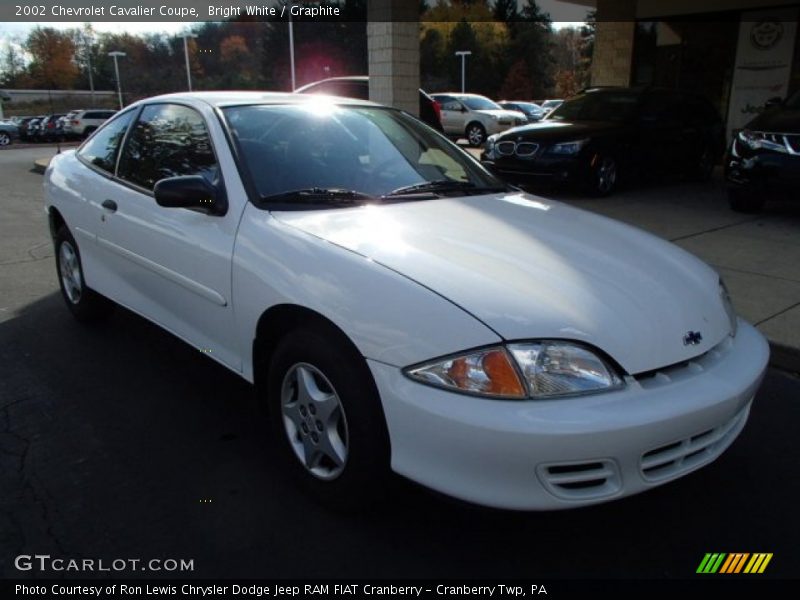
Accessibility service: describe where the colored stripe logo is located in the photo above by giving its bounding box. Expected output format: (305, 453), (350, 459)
(697, 553), (773, 574)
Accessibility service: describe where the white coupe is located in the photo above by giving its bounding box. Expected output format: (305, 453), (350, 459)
(44, 92), (769, 510)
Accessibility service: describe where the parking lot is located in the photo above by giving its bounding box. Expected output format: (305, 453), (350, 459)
(1, 145), (798, 580)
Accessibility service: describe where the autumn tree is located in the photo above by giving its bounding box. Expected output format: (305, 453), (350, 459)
(26, 28), (79, 89)
(499, 59), (534, 100)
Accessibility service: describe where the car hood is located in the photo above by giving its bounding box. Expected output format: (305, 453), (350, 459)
(499, 120), (623, 142)
(274, 193), (731, 374)
(746, 107), (800, 134)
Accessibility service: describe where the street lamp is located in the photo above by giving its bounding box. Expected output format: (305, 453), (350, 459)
(288, 8), (296, 91)
(181, 32), (198, 91)
(455, 50), (472, 94)
(107, 51), (126, 109)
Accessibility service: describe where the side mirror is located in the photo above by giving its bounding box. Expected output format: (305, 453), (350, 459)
(154, 175), (227, 216)
(764, 96), (783, 109)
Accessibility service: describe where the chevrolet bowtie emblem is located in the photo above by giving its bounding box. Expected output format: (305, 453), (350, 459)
(683, 331), (703, 346)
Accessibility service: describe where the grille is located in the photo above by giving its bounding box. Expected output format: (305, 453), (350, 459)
(751, 131), (800, 155)
(537, 459), (621, 501)
(497, 141), (516, 156)
(494, 141), (540, 159)
(634, 337), (732, 389)
(516, 142), (539, 157)
(640, 403), (750, 482)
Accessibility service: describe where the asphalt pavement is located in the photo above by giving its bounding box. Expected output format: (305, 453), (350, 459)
(1, 146), (798, 580)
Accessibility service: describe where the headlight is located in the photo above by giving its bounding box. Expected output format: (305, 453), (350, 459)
(509, 342), (623, 397)
(547, 139), (588, 155)
(405, 341), (624, 400)
(485, 134), (498, 154)
(737, 129), (787, 153)
(720, 279), (738, 337)
(405, 347), (526, 398)
(490, 114), (500, 121)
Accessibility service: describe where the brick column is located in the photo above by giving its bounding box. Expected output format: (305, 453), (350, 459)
(367, 1), (420, 116)
(590, 0), (637, 87)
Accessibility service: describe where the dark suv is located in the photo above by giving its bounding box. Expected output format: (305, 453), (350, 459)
(481, 87), (725, 196)
(725, 90), (800, 212)
(295, 76), (444, 132)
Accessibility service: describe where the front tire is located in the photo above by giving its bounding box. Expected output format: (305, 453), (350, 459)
(465, 122), (487, 147)
(0, 132), (11, 147)
(55, 226), (114, 322)
(265, 326), (390, 509)
(586, 154), (618, 196)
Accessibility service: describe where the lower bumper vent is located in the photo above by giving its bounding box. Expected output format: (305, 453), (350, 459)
(537, 459), (621, 501)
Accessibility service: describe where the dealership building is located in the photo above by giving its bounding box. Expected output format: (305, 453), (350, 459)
(569, 0), (800, 137)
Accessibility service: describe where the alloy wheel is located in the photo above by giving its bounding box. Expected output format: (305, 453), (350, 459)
(58, 241), (83, 304)
(467, 125), (485, 147)
(595, 156), (617, 194)
(281, 362), (349, 481)
(0, 133), (10, 146)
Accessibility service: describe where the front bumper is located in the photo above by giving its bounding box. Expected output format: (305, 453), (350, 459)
(725, 143), (800, 196)
(369, 320), (769, 510)
(481, 154), (584, 186)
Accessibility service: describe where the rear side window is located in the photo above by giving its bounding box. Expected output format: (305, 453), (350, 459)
(84, 111), (113, 119)
(77, 109), (135, 174)
(117, 103), (218, 192)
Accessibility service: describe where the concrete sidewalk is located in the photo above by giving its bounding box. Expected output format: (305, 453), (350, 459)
(33, 150), (800, 371)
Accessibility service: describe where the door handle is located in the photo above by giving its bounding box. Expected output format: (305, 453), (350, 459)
(101, 199), (118, 212)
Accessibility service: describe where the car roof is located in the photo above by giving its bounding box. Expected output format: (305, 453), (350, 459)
(131, 90), (379, 109)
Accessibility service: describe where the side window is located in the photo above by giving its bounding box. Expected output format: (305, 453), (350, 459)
(77, 109), (135, 174)
(440, 98), (462, 111)
(118, 103), (218, 192)
(640, 93), (681, 123)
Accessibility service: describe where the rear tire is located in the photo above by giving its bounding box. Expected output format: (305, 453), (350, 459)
(691, 145), (716, 182)
(728, 189), (765, 213)
(0, 132), (11, 146)
(265, 325), (390, 510)
(55, 226), (114, 322)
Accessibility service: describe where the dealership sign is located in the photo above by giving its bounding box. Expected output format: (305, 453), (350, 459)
(727, 8), (798, 140)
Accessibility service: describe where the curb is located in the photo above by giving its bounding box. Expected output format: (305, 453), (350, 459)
(33, 157), (50, 174)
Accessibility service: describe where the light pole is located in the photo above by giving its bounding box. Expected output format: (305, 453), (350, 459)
(455, 50), (472, 94)
(288, 9), (296, 90)
(108, 51), (126, 109)
(181, 32), (198, 91)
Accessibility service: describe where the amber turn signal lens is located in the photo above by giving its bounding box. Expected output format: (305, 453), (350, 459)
(482, 350), (526, 397)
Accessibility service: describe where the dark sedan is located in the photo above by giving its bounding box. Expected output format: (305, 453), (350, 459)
(482, 87), (725, 196)
(725, 90), (800, 212)
(0, 121), (20, 146)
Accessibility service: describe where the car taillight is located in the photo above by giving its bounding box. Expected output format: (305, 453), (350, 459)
(72, 120), (79, 125)
(433, 100), (442, 123)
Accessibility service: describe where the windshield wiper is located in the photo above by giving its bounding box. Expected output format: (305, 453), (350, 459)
(383, 180), (508, 198)
(260, 187), (375, 206)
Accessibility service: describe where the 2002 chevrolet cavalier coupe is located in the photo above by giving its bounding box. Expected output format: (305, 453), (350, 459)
(44, 92), (769, 510)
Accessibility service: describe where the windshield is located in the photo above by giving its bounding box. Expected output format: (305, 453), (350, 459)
(461, 96), (502, 111)
(223, 103), (503, 206)
(786, 90), (800, 109)
(548, 92), (639, 122)
(542, 100), (562, 109)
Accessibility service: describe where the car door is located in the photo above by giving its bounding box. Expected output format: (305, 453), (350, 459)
(68, 109), (138, 281)
(96, 102), (243, 370)
(437, 97), (466, 136)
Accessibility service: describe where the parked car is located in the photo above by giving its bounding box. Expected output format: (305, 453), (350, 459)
(725, 90), (800, 212)
(482, 87), (726, 196)
(37, 114), (66, 142)
(0, 121), (20, 146)
(431, 93), (527, 146)
(44, 91), (768, 510)
(20, 116), (44, 141)
(63, 109), (117, 139)
(541, 99), (564, 115)
(295, 76), (443, 132)
(499, 100), (545, 121)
